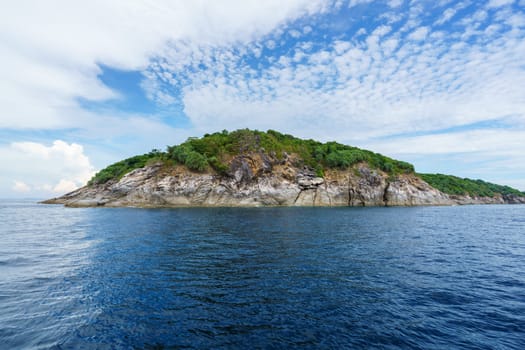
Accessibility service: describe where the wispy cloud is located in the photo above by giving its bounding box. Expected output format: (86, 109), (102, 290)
(487, 0), (515, 8)
(145, 3), (524, 141)
(348, 0), (374, 8)
(0, 0), (329, 130)
(387, 0), (404, 8)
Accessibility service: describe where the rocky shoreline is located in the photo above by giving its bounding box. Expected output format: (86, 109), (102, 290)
(43, 154), (524, 208)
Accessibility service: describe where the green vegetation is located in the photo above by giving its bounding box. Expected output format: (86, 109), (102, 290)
(419, 173), (525, 198)
(88, 129), (416, 185)
(168, 143), (208, 172)
(88, 150), (165, 185)
(86, 130), (525, 199)
(166, 129), (414, 176)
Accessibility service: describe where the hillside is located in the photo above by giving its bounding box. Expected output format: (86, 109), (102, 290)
(88, 129), (414, 185)
(45, 129), (525, 207)
(418, 173), (524, 199)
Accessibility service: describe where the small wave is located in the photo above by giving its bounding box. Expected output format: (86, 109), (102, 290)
(0, 256), (32, 266)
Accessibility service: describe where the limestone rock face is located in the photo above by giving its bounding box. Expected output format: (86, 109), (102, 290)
(42, 154), (524, 208)
(347, 167), (387, 206)
(385, 176), (453, 206)
(503, 194), (525, 204)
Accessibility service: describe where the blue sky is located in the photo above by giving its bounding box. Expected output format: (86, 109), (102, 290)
(1, 0), (524, 197)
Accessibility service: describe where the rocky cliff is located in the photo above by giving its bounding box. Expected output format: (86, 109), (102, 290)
(43, 152), (523, 208)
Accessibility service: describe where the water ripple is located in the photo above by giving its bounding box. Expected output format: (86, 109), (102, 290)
(1, 203), (524, 349)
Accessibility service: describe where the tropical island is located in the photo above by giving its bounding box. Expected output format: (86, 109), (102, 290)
(43, 129), (525, 207)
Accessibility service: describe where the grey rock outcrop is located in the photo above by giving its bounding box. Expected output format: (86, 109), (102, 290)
(43, 154), (523, 208)
(44, 150), (525, 207)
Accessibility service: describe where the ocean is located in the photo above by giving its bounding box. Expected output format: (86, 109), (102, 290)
(1, 200), (524, 349)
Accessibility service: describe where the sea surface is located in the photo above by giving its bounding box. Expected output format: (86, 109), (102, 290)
(0, 200), (524, 349)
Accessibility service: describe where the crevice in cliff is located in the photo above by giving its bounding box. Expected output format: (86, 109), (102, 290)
(293, 189), (303, 205)
(348, 174), (353, 206)
(348, 186), (365, 206)
(192, 183), (213, 204)
(214, 183), (231, 204)
(325, 183), (332, 206)
(383, 180), (390, 207)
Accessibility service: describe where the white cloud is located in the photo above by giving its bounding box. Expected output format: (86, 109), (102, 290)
(151, 15), (524, 140)
(349, 0), (374, 8)
(53, 180), (79, 194)
(0, 0), (329, 130)
(372, 25), (392, 37)
(266, 40), (277, 50)
(11, 140), (94, 181)
(435, 2), (471, 27)
(367, 130), (525, 156)
(388, 0), (404, 8)
(289, 29), (302, 38)
(1, 140), (96, 197)
(487, 0), (514, 8)
(13, 181), (31, 193)
(408, 26), (429, 40)
(435, 8), (457, 25)
(506, 12), (525, 27)
(355, 28), (367, 37)
(364, 129), (525, 190)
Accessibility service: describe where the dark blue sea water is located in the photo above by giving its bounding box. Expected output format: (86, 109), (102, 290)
(1, 201), (524, 349)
